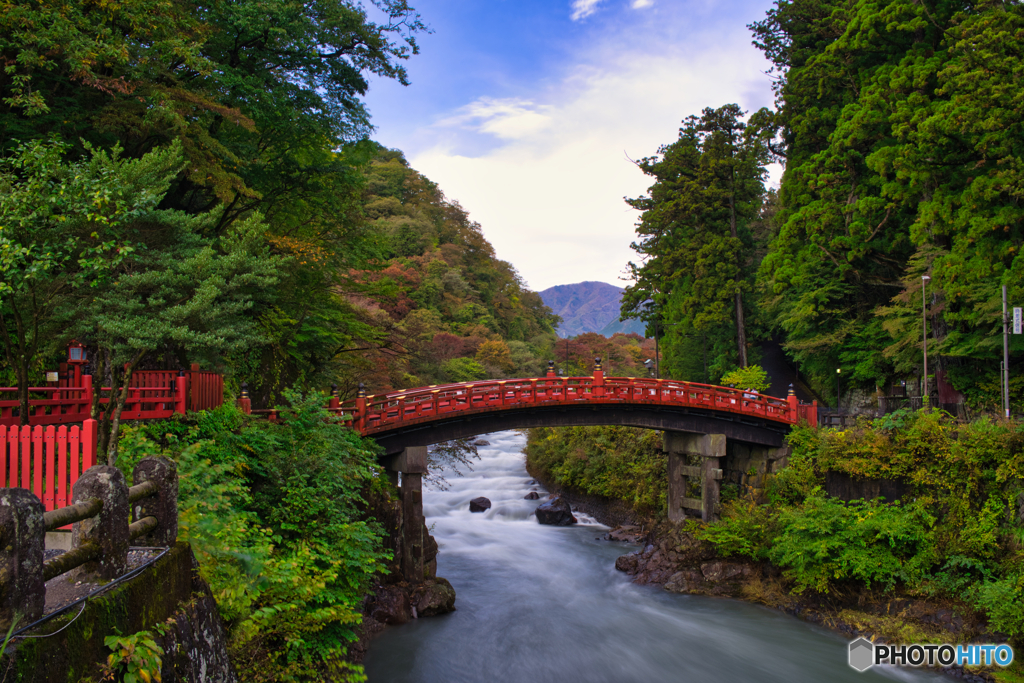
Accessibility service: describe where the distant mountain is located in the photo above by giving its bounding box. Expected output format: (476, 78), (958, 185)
(539, 281), (647, 338)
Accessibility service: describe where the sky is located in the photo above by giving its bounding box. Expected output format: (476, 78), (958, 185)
(363, 0), (779, 293)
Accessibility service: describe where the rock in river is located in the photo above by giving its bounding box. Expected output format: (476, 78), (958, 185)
(534, 495), (577, 526)
(469, 497), (491, 512)
(524, 492), (540, 500)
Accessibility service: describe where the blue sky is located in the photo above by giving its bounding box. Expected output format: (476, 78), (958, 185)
(364, 0), (779, 292)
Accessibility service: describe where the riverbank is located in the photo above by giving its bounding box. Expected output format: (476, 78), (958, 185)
(531, 476), (1021, 683)
(614, 520), (1018, 682)
(523, 419), (1024, 683)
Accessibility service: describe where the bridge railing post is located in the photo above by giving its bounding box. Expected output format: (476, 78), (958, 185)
(787, 384), (798, 422)
(355, 383), (367, 432)
(593, 358), (604, 397)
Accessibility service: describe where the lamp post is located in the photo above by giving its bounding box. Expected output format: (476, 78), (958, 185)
(836, 368), (841, 414)
(922, 275), (931, 406)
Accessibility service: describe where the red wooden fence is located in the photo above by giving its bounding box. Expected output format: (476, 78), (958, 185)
(0, 369), (218, 428)
(188, 369), (224, 412)
(1, 420), (97, 518)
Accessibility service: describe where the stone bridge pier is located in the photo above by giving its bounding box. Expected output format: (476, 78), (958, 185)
(664, 432), (791, 523)
(382, 446), (429, 582)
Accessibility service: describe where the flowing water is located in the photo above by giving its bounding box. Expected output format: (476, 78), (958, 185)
(364, 431), (954, 683)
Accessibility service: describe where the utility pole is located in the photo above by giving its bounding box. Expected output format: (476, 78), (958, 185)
(654, 323), (659, 379)
(922, 275), (930, 406)
(1004, 285), (1011, 418)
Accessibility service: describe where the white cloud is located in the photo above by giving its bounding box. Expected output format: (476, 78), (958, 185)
(632, 0), (654, 8)
(409, 34), (774, 291)
(438, 98), (552, 141)
(571, 0), (605, 21)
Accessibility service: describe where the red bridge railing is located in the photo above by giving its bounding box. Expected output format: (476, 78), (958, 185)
(334, 370), (818, 435)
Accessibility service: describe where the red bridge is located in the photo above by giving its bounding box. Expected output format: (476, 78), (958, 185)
(336, 363), (818, 455)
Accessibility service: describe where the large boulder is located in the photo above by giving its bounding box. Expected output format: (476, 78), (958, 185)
(534, 495), (577, 526)
(524, 492), (540, 500)
(469, 497), (491, 512)
(412, 577), (457, 617)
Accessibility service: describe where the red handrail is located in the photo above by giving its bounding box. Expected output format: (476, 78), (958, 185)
(335, 376), (814, 435)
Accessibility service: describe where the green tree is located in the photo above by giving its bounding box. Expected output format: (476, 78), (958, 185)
(76, 210), (279, 463)
(622, 104), (771, 377)
(0, 140), (178, 423)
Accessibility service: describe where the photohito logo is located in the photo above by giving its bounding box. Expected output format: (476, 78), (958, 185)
(848, 638), (1014, 672)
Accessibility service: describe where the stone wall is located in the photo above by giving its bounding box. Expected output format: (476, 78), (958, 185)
(723, 441), (791, 503)
(8, 542), (236, 683)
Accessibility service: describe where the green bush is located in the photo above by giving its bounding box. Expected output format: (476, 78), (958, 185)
(969, 573), (1024, 640)
(767, 494), (935, 593)
(118, 394), (390, 682)
(698, 499), (778, 560)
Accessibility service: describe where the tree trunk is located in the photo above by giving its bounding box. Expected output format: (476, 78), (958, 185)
(91, 348), (110, 457)
(728, 173), (748, 368)
(104, 351), (145, 466)
(734, 291), (748, 368)
(0, 307), (32, 425)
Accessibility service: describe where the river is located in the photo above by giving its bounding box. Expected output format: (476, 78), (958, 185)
(363, 430), (954, 683)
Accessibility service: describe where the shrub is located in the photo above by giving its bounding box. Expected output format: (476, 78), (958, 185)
(720, 365), (771, 392)
(767, 494), (935, 593)
(117, 394), (389, 682)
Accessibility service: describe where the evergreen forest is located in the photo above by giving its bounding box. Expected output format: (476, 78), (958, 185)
(622, 0), (1024, 410)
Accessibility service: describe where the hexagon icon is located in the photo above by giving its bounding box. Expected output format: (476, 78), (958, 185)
(849, 638), (874, 672)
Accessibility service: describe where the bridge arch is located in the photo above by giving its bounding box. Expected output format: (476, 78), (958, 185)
(337, 369), (816, 455)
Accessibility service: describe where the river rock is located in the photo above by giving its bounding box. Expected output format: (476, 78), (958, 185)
(524, 492), (540, 500)
(412, 577), (457, 617)
(367, 585), (412, 625)
(535, 496), (577, 525)
(606, 525), (643, 543)
(614, 552), (640, 574)
(469, 497), (491, 512)
(700, 561), (749, 582)
(472, 439), (490, 446)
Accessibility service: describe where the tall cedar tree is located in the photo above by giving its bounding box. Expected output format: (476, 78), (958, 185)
(622, 105), (771, 379)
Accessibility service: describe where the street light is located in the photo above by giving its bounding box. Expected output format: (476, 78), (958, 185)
(922, 275), (931, 405)
(836, 368), (841, 414)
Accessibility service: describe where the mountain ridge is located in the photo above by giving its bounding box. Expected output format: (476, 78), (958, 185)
(539, 281), (646, 338)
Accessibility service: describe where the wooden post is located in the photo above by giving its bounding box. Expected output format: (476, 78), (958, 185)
(174, 372), (187, 415)
(132, 457), (178, 546)
(328, 383), (340, 412)
(82, 418), (97, 470)
(787, 384), (798, 422)
(593, 357), (604, 397)
(236, 382), (252, 415)
(71, 466), (129, 581)
(355, 383), (367, 433)
(0, 488), (45, 628)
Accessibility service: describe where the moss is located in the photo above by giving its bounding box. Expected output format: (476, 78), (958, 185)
(9, 543), (196, 682)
